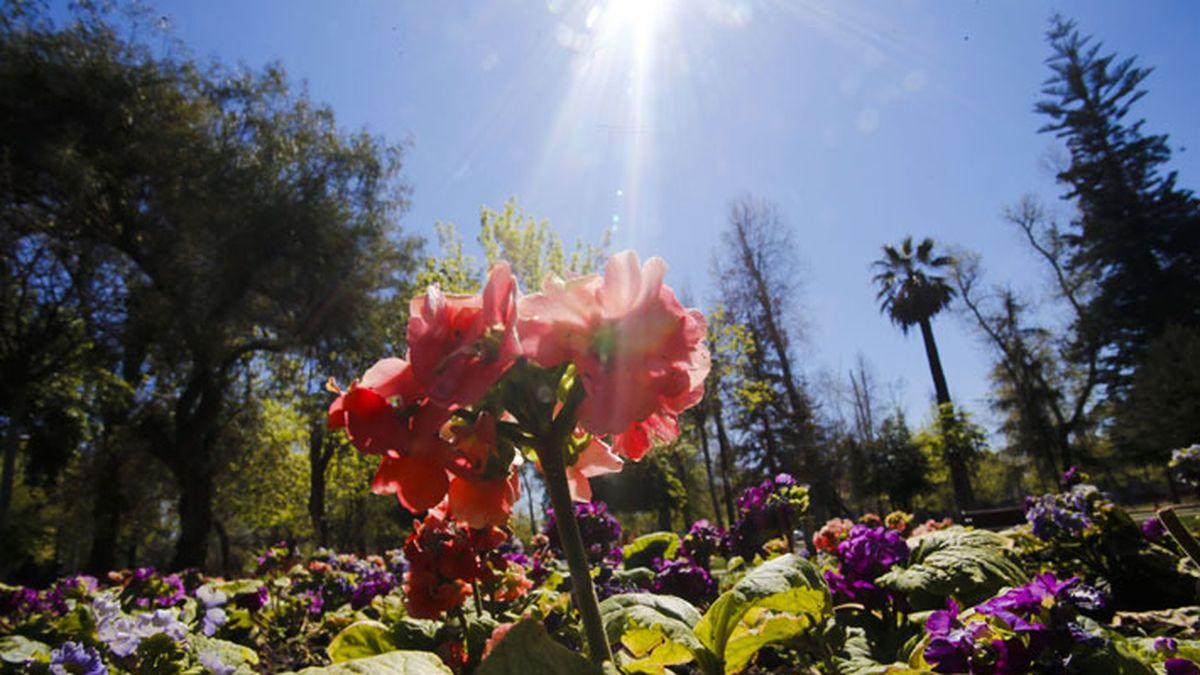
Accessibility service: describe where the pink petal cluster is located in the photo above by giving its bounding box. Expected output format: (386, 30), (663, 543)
(330, 251), (710, 526)
(519, 251), (710, 461)
(329, 264), (521, 525)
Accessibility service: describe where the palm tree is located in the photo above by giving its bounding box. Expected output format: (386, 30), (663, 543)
(872, 236), (975, 510)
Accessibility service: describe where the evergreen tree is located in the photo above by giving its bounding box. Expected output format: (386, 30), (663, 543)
(1037, 15), (1200, 390)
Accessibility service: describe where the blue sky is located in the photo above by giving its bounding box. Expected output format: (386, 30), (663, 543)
(118, 0), (1200, 430)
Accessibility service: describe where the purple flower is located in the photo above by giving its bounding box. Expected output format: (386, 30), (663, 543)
(234, 586), (269, 612)
(651, 557), (717, 604)
(1142, 516), (1167, 542)
(1167, 659), (1200, 675)
(1157, 637), (1180, 654)
(157, 575), (186, 608)
(49, 641), (107, 675)
(199, 650), (235, 675)
(350, 572), (397, 610)
(546, 501), (622, 564)
(728, 474), (809, 558)
(1, 586), (39, 615)
(836, 525), (908, 578)
(682, 520), (727, 569)
(1061, 465), (1080, 486)
(304, 589), (325, 616)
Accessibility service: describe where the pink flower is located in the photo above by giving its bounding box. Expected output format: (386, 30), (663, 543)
(519, 251), (709, 457)
(565, 434), (624, 501)
(482, 622), (516, 660)
(408, 263), (520, 408)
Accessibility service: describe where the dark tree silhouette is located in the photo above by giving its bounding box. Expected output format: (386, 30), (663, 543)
(873, 236), (974, 510)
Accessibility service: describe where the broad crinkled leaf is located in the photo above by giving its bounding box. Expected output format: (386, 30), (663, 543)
(694, 554), (832, 673)
(190, 635), (260, 673)
(877, 527), (1027, 610)
(599, 593), (718, 675)
(328, 621), (399, 663)
(293, 651), (453, 674)
(623, 532), (681, 570)
(475, 619), (604, 675)
(0, 636), (51, 664)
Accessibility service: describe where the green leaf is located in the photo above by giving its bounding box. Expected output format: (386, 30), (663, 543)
(694, 554), (832, 673)
(475, 619), (604, 675)
(390, 618), (441, 652)
(623, 532), (681, 570)
(0, 636), (52, 664)
(877, 527), (1027, 610)
(190, 635), (259, 674)
(294, 651), (453, 674)
(328, 621), (399, 663)
(598, 593), (718, 675)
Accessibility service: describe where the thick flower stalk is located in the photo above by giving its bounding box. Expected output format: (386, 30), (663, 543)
(327, 251), (710, 664)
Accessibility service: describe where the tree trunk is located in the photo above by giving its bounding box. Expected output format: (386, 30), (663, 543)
(0, 392), (29, 535)
(919, 317), (952, 406)
(214, 519), (232, 578)
(171, 461), (214, 570)
(919, 317), (975, 511)
(712, 396), (737, 526)
(86, 449), (124, 574)
(695, 404), (725, 527)
(522, 465), (539, 535)
(308, 420), (332, 547)
(756, 410), (781, 475)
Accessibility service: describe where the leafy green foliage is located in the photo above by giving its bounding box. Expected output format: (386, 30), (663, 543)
(328, 621), (399, 663)
(0, 636), (51, 664)
(623, 532), (681, 570)
(598, 593), (717, 675)
(475, 620), (604, 675)
(877, 527), (1027, 611)
(695, 554), (832, 673)
(295, 651), (454, 675)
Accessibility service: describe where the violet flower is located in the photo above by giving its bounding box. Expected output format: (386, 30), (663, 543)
(49, 641), (107, 675)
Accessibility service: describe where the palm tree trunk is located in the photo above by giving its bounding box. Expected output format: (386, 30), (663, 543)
(919, 317), (975, 511)
(919, 317), (952, 406)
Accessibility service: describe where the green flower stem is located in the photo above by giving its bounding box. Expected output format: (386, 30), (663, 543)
(538, 383), (613, 664)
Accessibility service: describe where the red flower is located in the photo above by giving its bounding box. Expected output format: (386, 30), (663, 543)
(401, 512), (506, 619)
(408, 262), (520, 408)
(518, 251), (709, 458)
(448, 474), (521, 529)
(328, 358), (455, 512)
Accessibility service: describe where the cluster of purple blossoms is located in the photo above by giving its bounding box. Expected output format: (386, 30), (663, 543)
(93, 593), (188, 658)
(728, 474), (809, 559)
(545, 501), (623, 564)
(682, 519), (727, 569)
(349, 571), (398, 610)
(923, 573), (1111, 674)
(195, 584), (228, 637)
(1156, 639), (1200, 675)
(122, 568), (185, 610)
(823, 524), (909, 612)
(1142, 516), (1167, 542)
(1170, 445), (1200, 487)
(1023, 486), (1095, 541)
(650, 557), (717, 605)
